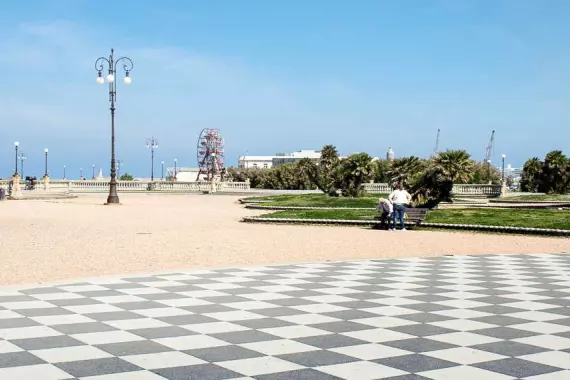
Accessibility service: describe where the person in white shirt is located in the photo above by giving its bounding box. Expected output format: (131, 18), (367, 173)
(388, 183), (412, 231)
(376, 198), (393, 229)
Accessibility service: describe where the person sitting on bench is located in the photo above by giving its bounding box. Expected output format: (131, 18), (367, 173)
(376, 197), (393, 230)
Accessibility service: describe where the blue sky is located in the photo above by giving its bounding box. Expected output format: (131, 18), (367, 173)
(1, 0), (569, 179)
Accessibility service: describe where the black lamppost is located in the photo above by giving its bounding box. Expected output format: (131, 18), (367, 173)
(161, 161), (164, 180)
(80, 168), (83, 179)
(95, 49), (133, 204)
(44, 148), (49, 177)
(14, 141), (19, 175)
(92, 164), (96, 180)
(501, 154), (506, 183)
(174, 158), (177, 180)
(145, 137), (159, 181)
(63, 165), (67, 180)
(18, 152), (26, 179)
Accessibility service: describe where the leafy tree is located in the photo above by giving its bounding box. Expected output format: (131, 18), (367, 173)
(372, 159), (390, 183)
(432, 149), (474, 184)
(471, 161), (501, 184)
(540, 150), (569, 194)
(520, 157), (542, 192)
(410, 163), (453, 208)
(119, 173), (134, 181)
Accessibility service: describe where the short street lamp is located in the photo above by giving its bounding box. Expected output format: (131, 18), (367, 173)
(14, 141), (19, 175)
(95, 48), (134, 204)
(19, 152), (27, 179)
(92, 164), (96, 180)
(145, 137), (159, 181)
(486, 159), (492, 184)
(161, 161), (164, 180)
(501, 154), (506, 183)
(44, 148), (49, 177)
(63, 165), (67, 180)
(174, 158), (178, 180)
(80, 168), (83, 179)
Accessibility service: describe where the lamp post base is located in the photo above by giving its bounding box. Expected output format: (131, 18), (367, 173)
(105, 195), (120, 205)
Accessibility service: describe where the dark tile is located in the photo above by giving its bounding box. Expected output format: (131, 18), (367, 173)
(375, 354), (458, 373)
(56, 357), (141, 377)
(125, 276), (163, 282)
(473, 341), (548, 356)
(252, 307), (304, 318)
(332, 301), (383, 309)
(383, 338), (456, 353)
(472, 305), (528, 314)
(546, 307), (570, 317)
(184, 345), (263, 362)
(130, 326), (196, 339)
(0, 351), (45, 368)
(154, 285), (203, 293)
(20, 287), (63, 295)
(139, 292), (188, 301)
(384, 375), (432, 380)
(290, 283), (332, 290)
(0, 295), (36, 302)
(342, 292), (387, 301)
(0, 317), (40, 329)
(51, 298), (102, 307)
(153, 363), (242, 380)
(282, 290), (325, 298)
(474, 358), (563, 378)
(180, 304), (236, 314)
(540, 298), (570, 307)
(277, 350), (358, 367)
(399, 313), (452, 324)
(255, 368), (344, 380)
(158, 314), (218, 325)
(322, 310), (380, 321)
(219, 287), (266, 295)
(472, 315), (529, 326)
(80, 290), (124, 298)
(550, 318), (570, 326)
(113, 301), (165, 310)
(294, 334), (368, 349)
(264, 298), (316, 307)
(391, 324), (456, 337)
(310, 321), (374, 333)
(85, 311), (146, 321)
(407, 294), (452, 303)
(105, 282), (147, 289)
(210, 330), (280, 344)
(200, 296), (250, 304)
(233, 318), (294, 330)
(403, 303), (450, 313)
(12, 335), (85, 350)
(475, 327), (539, 340)
(51, 322), (118, 335)
(16, 307), (71, 317)
(469, 296), (519, 305)
(96, 340), (173, 356)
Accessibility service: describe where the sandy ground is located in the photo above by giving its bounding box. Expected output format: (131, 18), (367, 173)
(0, 193), (568, 286)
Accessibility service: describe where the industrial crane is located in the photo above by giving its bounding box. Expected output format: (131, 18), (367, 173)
(432, 128), (440, 157)
(484, 130), (495, 183)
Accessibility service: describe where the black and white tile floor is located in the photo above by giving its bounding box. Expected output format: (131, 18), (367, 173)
(1, 254), (570, 379)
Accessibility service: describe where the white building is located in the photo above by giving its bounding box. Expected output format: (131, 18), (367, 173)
(165, 167), (208, 182)
(238, 150), (323, 169)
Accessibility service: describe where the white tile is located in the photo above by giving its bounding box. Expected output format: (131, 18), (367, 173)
(503, 301), (558, 311)
(419, 364), (514, 380)
(93, 295), (147, 304)
(138, 281), (186, 288)
(132, 307), (192, 318)
(319, 281), (368, 288)
(253, 285), (301, 293)
(507, 311), (565, 322)
(525, 370), (570, 380)
(514, 335), (570, 350)
(72, 330), (145, 345)
(31, 345), (112, 363)
(434, 299), (490, 309)
(429, 319), (497, 331)
(223, 301), (280, 310)
(511, 322), (570, 334)
(242, 339), (319, 355)
(502, 293), (550, 301)
(157, 274), (201, 281)
(0, 325), (61, 340)
(277, 313), (341, 325)
(313, 287), (363, 295)
(0, 364), (72, 380)
(0, 340), (24, 353)
(331, 343), (412, 360)
(0, 301), (58, 310)
(157, 298), (212, 307)
(63, 304), (122, 314)
(291, 304), (348, 314)
(240, 292), (292, 301)
(155, 335), (228, 350)
(177, 290), (229, 298)
(521, 351), (570, 370)
(318, 361), (407, 380)
(425, 347), (507, 365)
(30, 314), (95, 326)
(367, 297), (422, 306)
(34, 292), (85, 301)
(302, 295), (356, 303)
(341, 328), (414, 343)
(183, 321), (250, 334)
(433, 309), (491, 319)
(122, 351), (205, 369)
(0, 310), (24, 319)
(429, 332), (501, 346)
(373, 289), (421, 298)
(118, 288), (168, 295)
(265, 278), (311, 285)
(361, 306), (417, 316)
(210, 276), (254, 283)
(81, 370), (168, 379)
(104, 318), (170, 330)
(217, 356), (303, 376)
(260, 325), (330, 339)
(353, 316), (418, 328)
(195, 283), (244, 290)
(204, 310), (263, 321)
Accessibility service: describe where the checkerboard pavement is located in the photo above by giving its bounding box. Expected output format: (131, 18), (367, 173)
(0, 254), (570, 379)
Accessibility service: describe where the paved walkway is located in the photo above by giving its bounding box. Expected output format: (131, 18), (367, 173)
(0, 254), (569, 379)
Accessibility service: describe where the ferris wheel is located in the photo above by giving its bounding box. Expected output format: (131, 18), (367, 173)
(196, 128), (224, 181)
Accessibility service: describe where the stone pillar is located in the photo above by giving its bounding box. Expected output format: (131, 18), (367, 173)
(500, 181), (508, 197)
(210, 177), (217, 193)
(10, 174), (22, 199)
(43, 175), (50, 191)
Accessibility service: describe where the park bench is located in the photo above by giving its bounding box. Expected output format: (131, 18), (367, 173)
(373, 208), (430, 229)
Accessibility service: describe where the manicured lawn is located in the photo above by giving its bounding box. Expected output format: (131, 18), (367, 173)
(502, 194), (570, 202)
(259, 208), (570, 230)
(244, 193), (388, 208)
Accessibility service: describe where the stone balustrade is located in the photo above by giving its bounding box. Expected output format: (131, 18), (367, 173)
(0, 179), (501, 197)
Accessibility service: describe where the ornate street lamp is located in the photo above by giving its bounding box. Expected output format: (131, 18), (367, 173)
(18, 152), (26, 179)
(95, 49), (133, 204)
(145, 137), (159, 181)
(92, 164), (96, 180)
(161, 161), (164, 180)
(14, 141), (19, 175)
(44, 148), (49, 177)
(501, 154), (506, 183)
(63, 165), (67, 180)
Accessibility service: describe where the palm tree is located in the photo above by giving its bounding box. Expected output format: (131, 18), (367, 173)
(520, 157), (542, 192)
(334, 153), (374, 197)
(541, 150), (569, 194)
(387, 156), (427, 187)
(432, 149), (474, 183)
(317, 145), (341, 196)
